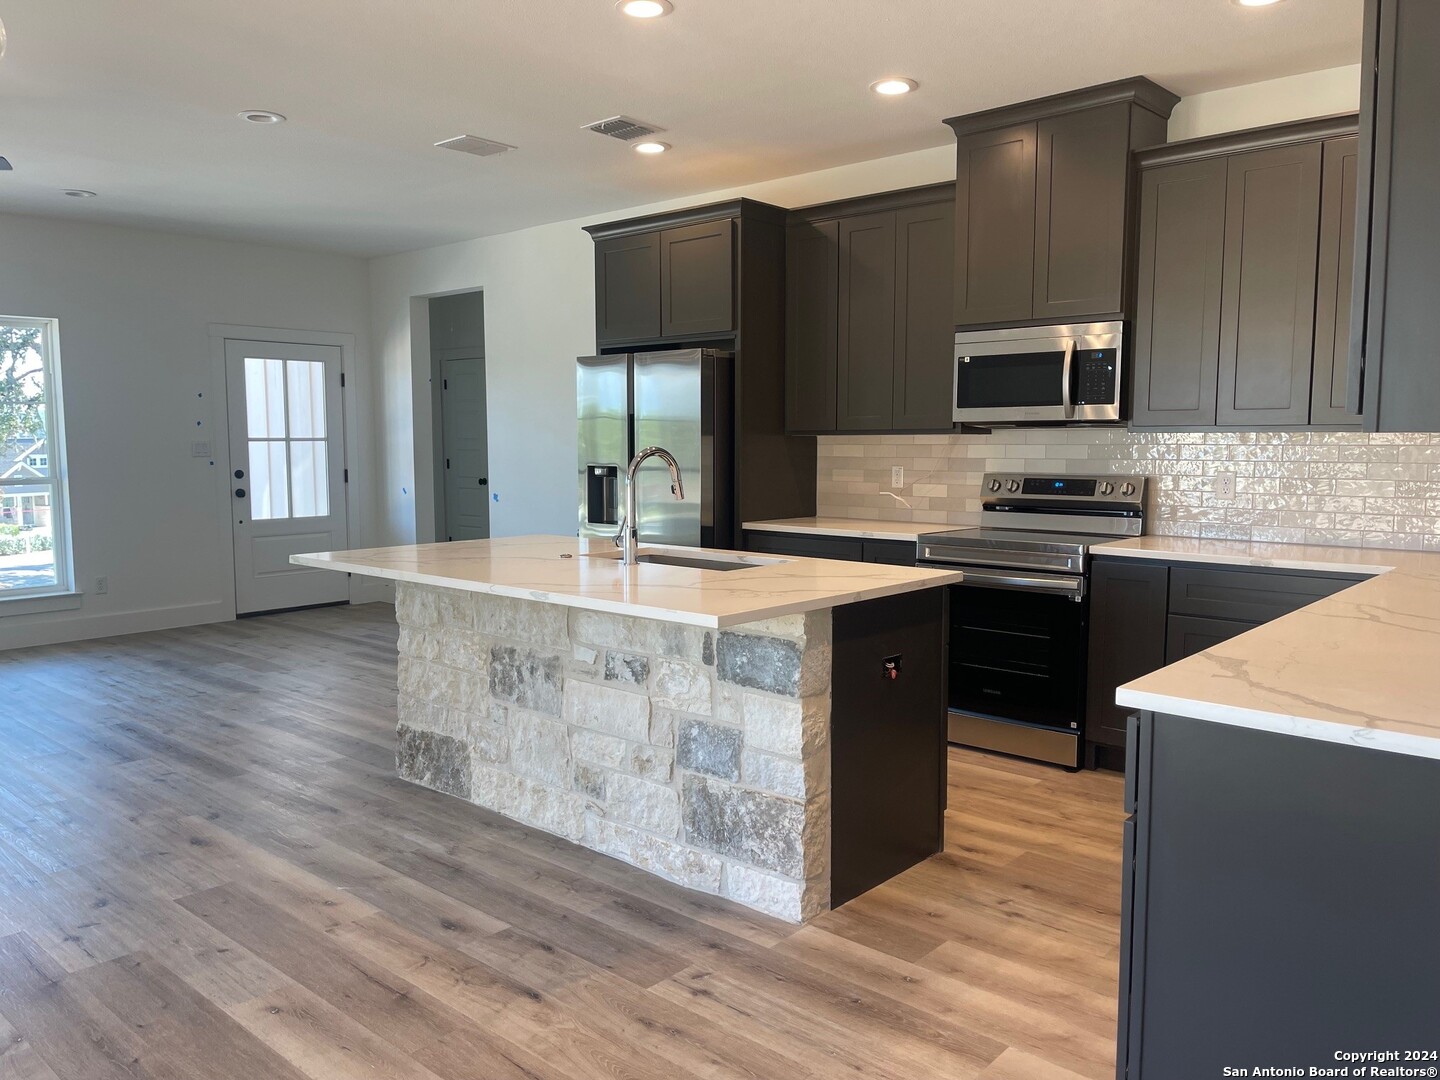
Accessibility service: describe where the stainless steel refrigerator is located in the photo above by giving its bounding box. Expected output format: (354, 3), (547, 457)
(577, 349), (733, 548)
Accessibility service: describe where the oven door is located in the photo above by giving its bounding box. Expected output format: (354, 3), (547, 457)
(945, 570), (1088, 731)
(953, 322), (1122, 424)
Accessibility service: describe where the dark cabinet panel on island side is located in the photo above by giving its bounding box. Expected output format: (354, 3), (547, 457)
(945, 78), (1176, 329)
(1131, 115), (1361, 430)
(1348, 0), (1440, 431)
(784, 185), (955, 435)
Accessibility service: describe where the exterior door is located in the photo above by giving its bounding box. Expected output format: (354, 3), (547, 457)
(441, 357), (490, 541)
(224, 340), (348, 614)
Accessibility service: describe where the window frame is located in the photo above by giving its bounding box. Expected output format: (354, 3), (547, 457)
(0, 316), (75, 603)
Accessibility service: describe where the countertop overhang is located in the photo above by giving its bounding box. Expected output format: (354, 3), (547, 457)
(1108, 536), (1440, 760)
(292, 535), (962, 628)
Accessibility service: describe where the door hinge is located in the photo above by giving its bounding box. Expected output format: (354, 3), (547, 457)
(340, 372), (346, 388)
(446, 458), (451, 470)
(443, 378), (448, 390)
(343, 468), (349, 483)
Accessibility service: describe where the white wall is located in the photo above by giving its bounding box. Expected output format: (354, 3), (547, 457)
(368, 66), (1363, 553)
(1168, 65), (1362, 142)
(0, 213), (373, 649)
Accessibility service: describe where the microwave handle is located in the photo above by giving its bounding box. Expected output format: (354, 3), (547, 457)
(1061, 338), (1076, 419)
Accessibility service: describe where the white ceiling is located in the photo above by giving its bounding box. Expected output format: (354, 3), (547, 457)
(0, 0), (1362, 257)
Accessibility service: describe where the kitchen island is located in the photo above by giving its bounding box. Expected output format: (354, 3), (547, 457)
(293, 535), (960, 922)
(1108, 539), (1440, 1075)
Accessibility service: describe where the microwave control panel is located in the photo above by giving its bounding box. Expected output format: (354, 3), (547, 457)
(1075, 349), (1118, 405)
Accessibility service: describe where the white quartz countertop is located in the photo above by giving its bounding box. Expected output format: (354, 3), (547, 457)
(742, 517), (933, 543)
(292, 535), (961, 629)
(1111, 536), (1440, 760)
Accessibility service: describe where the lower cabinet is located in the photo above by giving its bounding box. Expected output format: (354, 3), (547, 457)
(1086, 557), (1365, 763)
(1120, 712), (1440, 1075)
(742, 530), (914, 566)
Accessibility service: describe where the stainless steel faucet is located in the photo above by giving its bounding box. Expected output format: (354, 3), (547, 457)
(614, 446), (685, 565)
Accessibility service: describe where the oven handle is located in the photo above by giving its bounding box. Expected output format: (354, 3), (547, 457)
(931, 565), (1086, 601)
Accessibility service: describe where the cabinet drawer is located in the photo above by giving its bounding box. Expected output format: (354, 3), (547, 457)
(1165, 614), (1257, 664)
(742, 531), (863, 561)
(1167, 566), (1362, 623)
(862, 539), (917, 566)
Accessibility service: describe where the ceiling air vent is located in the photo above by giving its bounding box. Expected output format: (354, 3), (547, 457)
(434, 135), (516, 158)
(582, 115), (665, 142)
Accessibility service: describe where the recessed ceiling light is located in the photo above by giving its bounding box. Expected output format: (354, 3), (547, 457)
(616, 0), (673, 17)
(238, 109), (286, 124)
(63, 189), (97, 198)
(870, 77), (919, 97)
(634, 141), (670, 155)
(1233, 0), (1284, 6)
(0, 16), (8, 59)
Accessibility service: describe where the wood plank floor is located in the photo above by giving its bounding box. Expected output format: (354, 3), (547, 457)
(0, 603), (1125, 1080)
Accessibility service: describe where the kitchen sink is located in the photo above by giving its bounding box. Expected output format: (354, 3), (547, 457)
(584, 549), (785, 572)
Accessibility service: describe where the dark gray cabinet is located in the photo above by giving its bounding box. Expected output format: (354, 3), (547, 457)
(1131, 116), (1360, 430)
(1120, 712), (1440, 1076)
(428, 292), (486, 360)
(1312, 136), (1361, 425)
(892, 204), (957, 430)
(660, 219), (734, 338)
(1349, 0), (1440, 431)
(742, 530), (914, 567)
(945, 78), (1176, 329)
(1217, 142), (1322, 426)
(594, 232), (661, 344)
(784, 222), (839, 433)
(1131, 158), (1227, 426)
(953, 122), (1037, 326)
(784, 185), (955, 434)
(590, 217), (735, 346)
(837, 213), (898, 430)
(1086, 557), (1365, 765)
(1085, 559), (1169, 755)
(1033, 103), (1133, 321)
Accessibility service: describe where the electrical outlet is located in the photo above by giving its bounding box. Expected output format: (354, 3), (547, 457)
(94, 576), (108, 595)
(890, 466), (904, 489)
(1216, 472), (1236, 501)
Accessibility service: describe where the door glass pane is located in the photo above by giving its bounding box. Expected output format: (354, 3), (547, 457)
(286, 360), (326, 438)
(289, 440), (328, 518)
(244, 357), (287, 438)
(248, 441), (289, 519)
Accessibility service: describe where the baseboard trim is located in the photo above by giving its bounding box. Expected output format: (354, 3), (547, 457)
(0, 600), (235, 652)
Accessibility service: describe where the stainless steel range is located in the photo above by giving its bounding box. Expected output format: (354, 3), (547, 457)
(916, 472), (1147, 769)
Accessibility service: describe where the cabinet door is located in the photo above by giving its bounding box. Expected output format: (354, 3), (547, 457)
(595, 232), (661, 344)
(836, 212), (897, 431)
(891, 202), (956, 431)
(1085, 559), (1169, 749)
(1313, 138), (1363, 427)
(1217, 143), (1323, 426)
(1164, 614), (1255, 664)
(429, 293), (485, 358)
(784, 221), (839, 433)
(1131, 158), (1227, 426)
(660, 219), (734, 338)
(953, 122), (1037, 326)
(1033, 103), (1131, 321)
(861, 539), (916, 566)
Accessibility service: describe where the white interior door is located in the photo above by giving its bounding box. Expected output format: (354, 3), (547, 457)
(441, 356), (490, 541)
(225, 340), (349, 614)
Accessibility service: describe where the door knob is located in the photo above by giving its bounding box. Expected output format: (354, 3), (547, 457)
(234, 488), (247, 498)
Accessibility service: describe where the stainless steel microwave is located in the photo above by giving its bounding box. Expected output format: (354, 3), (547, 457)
(953, 321), (1124, 425)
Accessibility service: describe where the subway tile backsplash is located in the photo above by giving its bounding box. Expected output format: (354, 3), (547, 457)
(816, 431), (1440, 550)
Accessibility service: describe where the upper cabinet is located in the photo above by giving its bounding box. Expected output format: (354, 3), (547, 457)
(784, 185), (955, 434)
(945, 78), (1177, 330)
(1349, 0), (1440, 431)
(585, 204), (774, 348)
(429, 292), (486, 360)
(1131, 117), (1361, 429)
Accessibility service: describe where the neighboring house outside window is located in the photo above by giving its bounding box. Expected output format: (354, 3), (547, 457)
(0, 318), (73, 598)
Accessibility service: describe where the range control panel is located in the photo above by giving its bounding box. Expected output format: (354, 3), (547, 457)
(981, 472), (1148, 504)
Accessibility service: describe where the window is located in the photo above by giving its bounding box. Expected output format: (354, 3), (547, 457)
(0, 318), (72, 598)
(242, 356), (330, 520)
